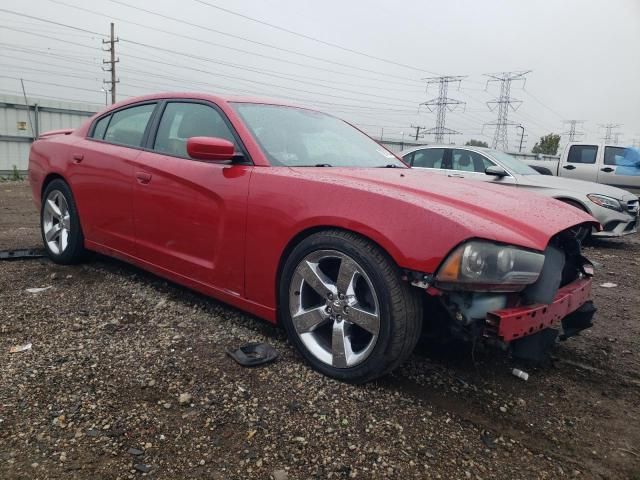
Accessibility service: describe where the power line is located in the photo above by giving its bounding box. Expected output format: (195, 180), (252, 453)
(522, 89), (565, 120)
(0, 25), (102, 51)
(116, 43), (423, 94)
(421, 76), (466, 143)
(106, 0), (431, 80)
(47, 0), (425, 85)
(0, 87), (104, 105)
(0, 8), (106, 36)
(483, 70), (531, 150)
(0, 27), (424, 114)
(0, 75), (106, 94)
(188, 0), (441, 75)
(117, 40), (423, 110)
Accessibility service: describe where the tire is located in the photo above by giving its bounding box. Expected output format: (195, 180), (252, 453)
(279, 230), (423, 383)
(559, 199), (591, 242)
(40, 179), (86, 264)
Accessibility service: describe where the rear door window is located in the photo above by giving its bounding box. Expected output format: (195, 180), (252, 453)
(567, 145), (598, 164)
(604, 146), (628, 166)
(104, 103), (156, 147)
(411, 148), (446, 169)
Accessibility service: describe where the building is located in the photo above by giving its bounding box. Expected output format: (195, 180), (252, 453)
(0, 94), (101, 175)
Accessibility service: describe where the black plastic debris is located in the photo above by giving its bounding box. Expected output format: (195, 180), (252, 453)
(0, 248), (46, 260)
(511, 328), (559, 364)
(480, 431), (497, 450)
(561, 301), (597, 340)
(134, 463), (151, 474)
(226, 342), (279, 367)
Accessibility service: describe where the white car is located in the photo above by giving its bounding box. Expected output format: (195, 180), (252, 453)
(401, 145), (639, 239)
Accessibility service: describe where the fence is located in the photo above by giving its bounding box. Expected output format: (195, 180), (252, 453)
(0, 94), (100, 175)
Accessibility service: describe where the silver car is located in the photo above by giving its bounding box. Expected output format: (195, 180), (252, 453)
(401, 145), (639, 239)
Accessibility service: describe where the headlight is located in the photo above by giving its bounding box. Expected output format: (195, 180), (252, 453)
(435, 241), (545, 292)
(587, 194), (623, 212)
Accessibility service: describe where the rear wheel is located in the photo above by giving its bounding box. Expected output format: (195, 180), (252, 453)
(41, 179), (86, 264)
(279, 230), (422, 383)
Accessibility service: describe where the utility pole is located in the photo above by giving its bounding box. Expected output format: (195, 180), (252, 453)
(483, 70), (530, 150)
(102, 22), (119, 105)
(563, 120), (584, 142)
(421, 76), (466, 144)
(516, 125), (525, 152)
(600, 123), (621, 143)
(410, 124), (426, 141)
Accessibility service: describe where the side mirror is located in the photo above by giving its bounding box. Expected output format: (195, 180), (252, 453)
(186, 136), (235, 162)
(485, 165), (508, 177)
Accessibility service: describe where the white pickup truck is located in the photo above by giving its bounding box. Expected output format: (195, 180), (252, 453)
(527, 143), (640, 196)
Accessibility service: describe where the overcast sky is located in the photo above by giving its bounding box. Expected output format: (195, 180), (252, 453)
(1, 0), (638, 150)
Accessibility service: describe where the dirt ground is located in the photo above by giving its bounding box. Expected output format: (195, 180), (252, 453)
(1, 180), (639, 480)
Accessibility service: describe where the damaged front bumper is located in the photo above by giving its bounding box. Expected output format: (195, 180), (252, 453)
(485, 277), (593, 342)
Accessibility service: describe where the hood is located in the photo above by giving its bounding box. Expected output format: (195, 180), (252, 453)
(291, 167), (597, 252)
(518, 174), (636, 201)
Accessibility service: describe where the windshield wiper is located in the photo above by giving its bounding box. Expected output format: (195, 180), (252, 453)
(313, 163), (332, 167)
(378, 164), (402, 168)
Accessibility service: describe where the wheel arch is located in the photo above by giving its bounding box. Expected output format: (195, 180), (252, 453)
(554, 196), (591, 213)
(274, 225), (402, 316)
(41, 173), (68, 198)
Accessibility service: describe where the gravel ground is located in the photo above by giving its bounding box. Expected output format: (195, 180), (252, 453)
(1, 180), (639, 480)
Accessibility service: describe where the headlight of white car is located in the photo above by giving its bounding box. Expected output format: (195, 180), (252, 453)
(435, 241), (545, 292)
(587, 194), (623, 212)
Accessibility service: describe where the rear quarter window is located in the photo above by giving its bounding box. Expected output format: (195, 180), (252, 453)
(90, 115), (110, 140)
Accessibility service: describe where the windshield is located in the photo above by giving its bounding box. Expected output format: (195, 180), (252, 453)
(488, 150), (541, 175)
(231, 103), (405, 168)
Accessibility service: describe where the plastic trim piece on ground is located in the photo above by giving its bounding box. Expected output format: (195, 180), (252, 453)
(0, 249), (46, 260)
(226, 342), (279, 367)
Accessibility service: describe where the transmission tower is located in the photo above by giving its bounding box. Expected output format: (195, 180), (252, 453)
(483, 70), (531, 150)
(563, 120), (584, 141)
(420, 76), (466, 144)
(600, 123), (622, 143)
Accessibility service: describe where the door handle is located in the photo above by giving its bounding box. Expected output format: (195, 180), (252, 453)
(136, 172), (152, 184)
(72, 153), (84, 163)
(600, 167), (614, 173)
(563, 165), (576, 170)
(447, 174), (464, 178)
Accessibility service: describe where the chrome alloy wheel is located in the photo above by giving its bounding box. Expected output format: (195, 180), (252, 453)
(288, 250), (380, 368)
(43, 190), (71, 255)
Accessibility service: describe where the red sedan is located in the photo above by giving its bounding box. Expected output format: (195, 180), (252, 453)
(29, 93), (597, 383)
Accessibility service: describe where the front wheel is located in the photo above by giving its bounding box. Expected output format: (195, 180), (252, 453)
(559, 199), (592, 242)
(41, 179), (86, 264)
(279, 230), (422, 383)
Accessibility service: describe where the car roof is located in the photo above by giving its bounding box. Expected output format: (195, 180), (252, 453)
(400, 144), (499, 156)
(108, 92), (306, 111)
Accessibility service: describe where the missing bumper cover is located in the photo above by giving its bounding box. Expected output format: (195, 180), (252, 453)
(560, 300), (596, 340)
